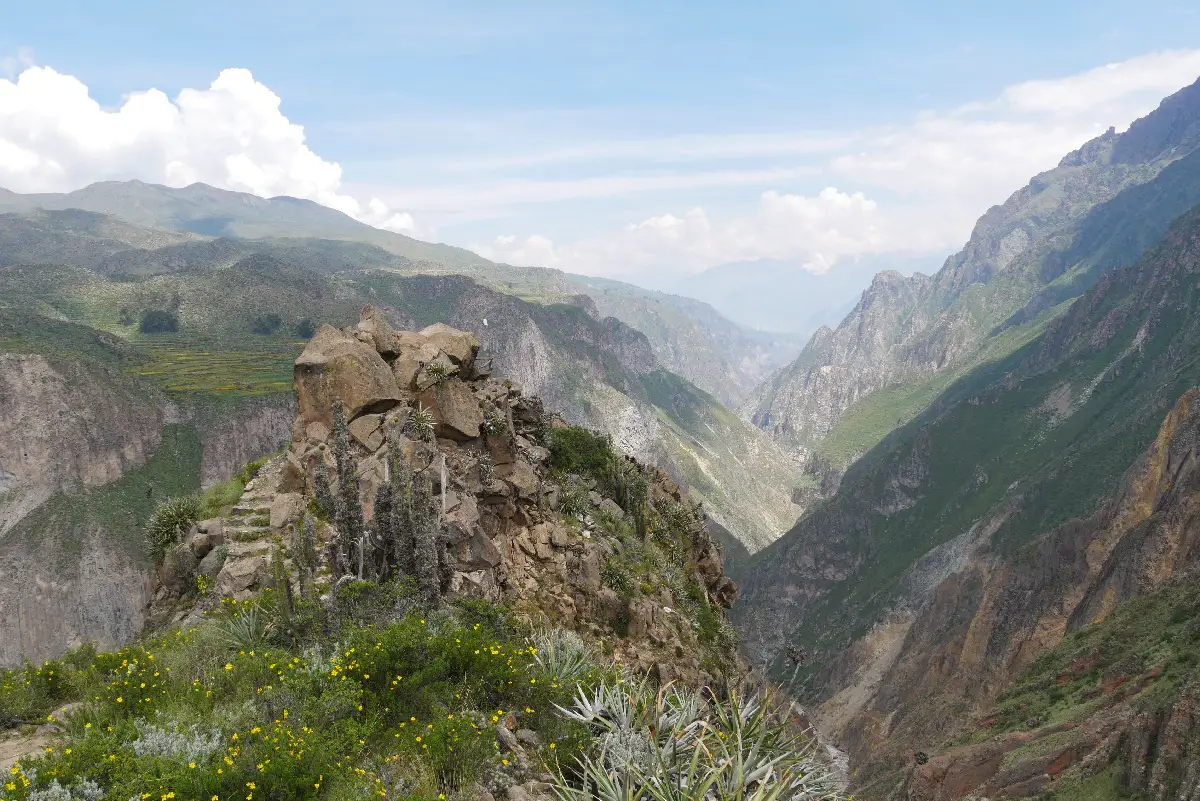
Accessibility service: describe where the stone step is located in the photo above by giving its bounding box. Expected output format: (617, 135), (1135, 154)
(225, 525), (273, 543)
(225, 540), (274, 558)
(231, 503), (272, 516)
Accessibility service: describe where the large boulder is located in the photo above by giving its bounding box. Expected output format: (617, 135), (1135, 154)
(420, 323), (480, 371)
(356, 305), (403, 358)
(294, 325), (403, 425)
(417, 381), (484, 441)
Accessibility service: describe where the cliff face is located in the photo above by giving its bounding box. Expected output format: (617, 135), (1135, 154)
(0, 314), (294, 667)
(836, 388), (1200, 796)
(733, 206), (1200, 796)
(746, 77), (1200, 468)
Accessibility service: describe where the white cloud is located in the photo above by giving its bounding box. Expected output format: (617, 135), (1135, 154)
(479, 49), (1200, 280)
(476, 187), (884, 278)
(0, 64), (422, 234)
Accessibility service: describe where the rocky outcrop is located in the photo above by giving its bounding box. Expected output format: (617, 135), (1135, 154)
(154, 307), (741, 685)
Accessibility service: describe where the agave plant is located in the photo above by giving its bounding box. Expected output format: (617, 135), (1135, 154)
(145, 496), (201, 557)
(217, 603), (275, 651)
(532, 628), (595, 685)
(405, 403), (436, 442)
(551, 679), (846, 801)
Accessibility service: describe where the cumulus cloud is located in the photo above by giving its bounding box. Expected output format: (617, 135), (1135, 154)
(0, 64), (421, 234)
(476, 187), (884, 278)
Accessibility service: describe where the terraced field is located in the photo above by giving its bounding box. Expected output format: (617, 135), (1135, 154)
(130, 335), (302, 396)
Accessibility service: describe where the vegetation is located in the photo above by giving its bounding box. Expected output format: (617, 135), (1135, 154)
(144, 496), (202, 558)
(249, 313), (283, 336)
(552, 679), (842, 801)
(0, 589), (609, 801)
(986, 575), (1200, 738)
(137, 310), (179, 334)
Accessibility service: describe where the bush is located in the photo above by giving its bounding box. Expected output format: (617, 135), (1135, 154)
(552, 680), (846, 801)
(145, 496), (201, 558)
(1, 592), (602, 801)
(548, 427), (615, 479)
(138, 309), (179, 334)
(293, 318), (317, 338)
(250, 313), (282, 335)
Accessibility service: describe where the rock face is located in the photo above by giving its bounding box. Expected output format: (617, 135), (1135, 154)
(0, 314), (294, 668)
(746, 77), (1200, 469)
(294, 324), (403, 425)
(159, 307), (740, 684)
(734, 206), (1200, 797)
(0, 352), (164, 536)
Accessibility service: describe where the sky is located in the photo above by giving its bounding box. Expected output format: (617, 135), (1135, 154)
(2, 0), (1200, 298)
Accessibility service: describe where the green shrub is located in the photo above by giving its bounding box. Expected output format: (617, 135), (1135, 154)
(250, 313), (283, 335)
(138, 309), (179, 334)
(293, 318), (317, 339)
(0, 589), (599, 801)
(548, 427), (614, 479)
(145, 496), (201, 558)
(601, 556), (635, 597)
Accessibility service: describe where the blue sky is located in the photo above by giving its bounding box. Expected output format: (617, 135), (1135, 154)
(3, 0), (1200, 297)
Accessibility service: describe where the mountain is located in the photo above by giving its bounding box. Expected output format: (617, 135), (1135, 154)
(0, 230), (806, 668)
(671, 254), (939, 336)
(565, 274), (805, 407)
(733, 201), (1200, 796)
(0, 313), (843, 801)
(0, 179), (488, 269)
(746, 76), (1200, 470)
(0, 187), (801, 412)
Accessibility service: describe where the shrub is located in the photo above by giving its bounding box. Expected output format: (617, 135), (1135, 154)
(293, 318), (317, 338)
(250, 313), (283, 335)
(145, 496), (201, 558)
(138, 309), (179, 334)
(548, 427), (614, 479)
(404, 403), (435, 442)
(423, 362), (455, 384)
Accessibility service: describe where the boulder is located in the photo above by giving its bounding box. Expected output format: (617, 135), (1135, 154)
(418, 381), (484, 441)
(392, 354), (422, 390)
(215, 555), (269, 600)
(294, 324), (402, 425)
(349, 413), (385, 451)
(187, 519), (224, 559)
(420, 323), (480, 370)
(452, 530), (503, 570)
(356, 305), (403, 358)
(270, 492), (307, 529)
(159, 544), (198, 595)
(516, 729), (541, 748)
(197, 547), (227, 579)
(279, 451), (307, 493)
(499, 459), (540, 498)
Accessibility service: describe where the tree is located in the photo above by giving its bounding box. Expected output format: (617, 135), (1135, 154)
(138, 309), (180, 334)
(250, 313), (282, 335)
